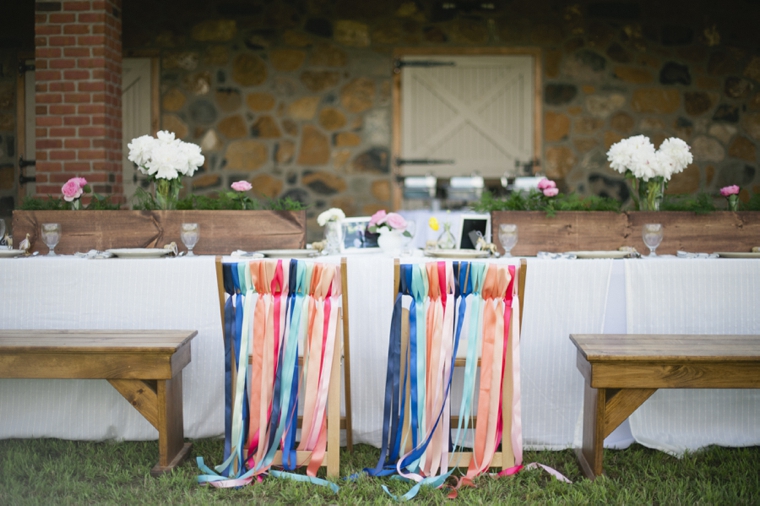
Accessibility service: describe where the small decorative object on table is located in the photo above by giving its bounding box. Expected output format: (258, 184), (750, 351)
(498, 223), (518, 257)
(369, 210), (410, 255)
(720, 185), (740, 212)
(41, 223), (61, 256)
(317, 207), (346, 255)
(180, 223), (200, 256)
(642, 223), (663, 257)
(436, 221), (456, 250)
(608, 135), (693, 211)
(127, 130), (205, 210)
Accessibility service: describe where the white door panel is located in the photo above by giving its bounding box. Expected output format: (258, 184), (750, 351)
(121, 58), (152, 203)
(401, 56), (534, 178)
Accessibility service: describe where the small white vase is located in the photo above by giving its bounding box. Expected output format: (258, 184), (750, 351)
(377, 228), (405, 256)
(324, 221), (344, 255)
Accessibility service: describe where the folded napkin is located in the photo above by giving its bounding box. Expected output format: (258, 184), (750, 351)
(75, 249), (114, 259)
(676, 251), (719, 259)
(537, 251), (577, 260)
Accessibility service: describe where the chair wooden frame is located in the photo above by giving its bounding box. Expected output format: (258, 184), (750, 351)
(214, 257), (353, 477)
(393, 258), (527, 470)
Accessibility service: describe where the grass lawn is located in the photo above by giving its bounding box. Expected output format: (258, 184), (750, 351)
(1, 438), (758, 505)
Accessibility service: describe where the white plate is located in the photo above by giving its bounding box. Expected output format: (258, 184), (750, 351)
(106, 248), (171, 259)
(424, 249), (490, 259)
(0, 249), (26, 258)
(716, 252), (760, 259)
(257, 249), (319, 259)
(566, 250), (631, 259)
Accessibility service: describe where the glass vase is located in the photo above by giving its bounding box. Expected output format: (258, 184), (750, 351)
(324, 220), (344, 255)
(436, 222), (456, 249)
(640, 177), (665, 211)
(155, 178), (182, 210)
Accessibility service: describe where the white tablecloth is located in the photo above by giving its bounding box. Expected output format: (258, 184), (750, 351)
(1, 254), (758, 456)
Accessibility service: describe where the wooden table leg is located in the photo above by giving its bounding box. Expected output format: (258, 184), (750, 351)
(151, 371), (192, 476)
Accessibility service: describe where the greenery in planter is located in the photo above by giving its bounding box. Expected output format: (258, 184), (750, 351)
(132, 189), (307, 211)
(20, 194), (121, 211)
(474, 189), (622, 216)
(660, 193), (718, 214)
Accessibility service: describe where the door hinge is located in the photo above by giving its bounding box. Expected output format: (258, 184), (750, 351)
(396, 157), (455, 166)
(18, 62), (35, 73)
(393, 59), (455, 74)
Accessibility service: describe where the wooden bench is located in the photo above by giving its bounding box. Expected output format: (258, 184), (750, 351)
(570, 334), (760, 480)
(0, 330), (197, 476)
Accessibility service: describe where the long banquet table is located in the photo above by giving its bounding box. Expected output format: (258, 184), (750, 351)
(1, 254), (758, 456)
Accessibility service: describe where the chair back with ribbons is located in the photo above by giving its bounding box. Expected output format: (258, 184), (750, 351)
(369, 258), (526, 493)
(202, 257), (351, 485)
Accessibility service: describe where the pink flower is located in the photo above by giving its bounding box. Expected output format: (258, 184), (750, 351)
(231, 180), (252, 192)
(73, 177), (88, 188)
(720, 185), (740, 197)
(61, 179), (84, 202)
(543, 187), (559, 197)
(537, 178), (556, 190)
(385, 212), (407, 230)
(369, 209), (387, 226)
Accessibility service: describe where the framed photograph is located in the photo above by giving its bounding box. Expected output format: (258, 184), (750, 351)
(457, 213), (491, 249)
(341, 217), (379, 249)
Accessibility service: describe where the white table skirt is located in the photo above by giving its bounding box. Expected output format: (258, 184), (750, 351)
(1, 254), (758, 457)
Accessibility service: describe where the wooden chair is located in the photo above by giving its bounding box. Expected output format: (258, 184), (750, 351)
(214, 257), (353, 477)
(393, 258), (527, 471)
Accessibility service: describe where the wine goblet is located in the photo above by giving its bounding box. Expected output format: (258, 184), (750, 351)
(498, 223), (518, 257)
(0, 219), (6, 248)
(402, 220), (416, 255)
(642, 223), (663, 257)
(41, 223), (61, 256)
(180, 223), (200, 256)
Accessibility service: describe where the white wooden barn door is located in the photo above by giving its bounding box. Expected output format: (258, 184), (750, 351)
(399, 55), (534, 179)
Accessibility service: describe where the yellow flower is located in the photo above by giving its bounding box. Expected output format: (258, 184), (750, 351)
(428, 217), (440, 231)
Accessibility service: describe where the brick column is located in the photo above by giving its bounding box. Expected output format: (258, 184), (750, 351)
(34, 0), (123, 203)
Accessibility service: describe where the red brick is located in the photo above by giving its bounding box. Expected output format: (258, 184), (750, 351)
(65, 139), (91, 149)
(64, 47), (90, 57)
(49, 13), (76, 23)
(79, 127), (106, 137)
(49, 81), (76, 92)
(78, 104), (105, 114)
(63, 115), (90, 125)
(49, 104), (76, 114)
(36, 128), (49, 138)
(49, 35), (77, 46)
(36, 93), (62, 104)
(35, 70), (62, 81)
(64, 24), (90, 35)
(36, 139), (63, 149)
(35, 36), (48, 47)
(50, 150), (77, 160)
(63, 69), (89, 80)
(64, 1), (91, 11)
(64, 93), (91, 103)
(90, 92), (105, 103)
(35, 25), (62, 35)
(35, 82), (48, 92)
(78, 149), (107, 160)
(63, 162), (91, 171)
(84, 171), (108, 182)
(77, 35), (106, 46)
(50, 127), (77, 137)
(36, 47), (61, 58)
(78, 12), (105, 23)
(35, 116), (63, 127)
(36, 105), (48, 115)
(78, 81), (104, 92)
(77, 57), (106, 68)
(50, 58), (77, 69)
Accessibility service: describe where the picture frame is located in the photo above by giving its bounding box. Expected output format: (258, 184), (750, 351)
(457, 213), (491, 249)
(341, 217), (379, 249)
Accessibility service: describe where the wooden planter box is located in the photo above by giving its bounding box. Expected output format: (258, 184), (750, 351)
(12, 210), (306, 255)
(491, 211), (760, 256)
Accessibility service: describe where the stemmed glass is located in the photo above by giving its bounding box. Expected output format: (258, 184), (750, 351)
(180, 223), (200, 256)
(0, 219), (6, 248)
(41, 223), (61, 256)
(642, 223), (663, 257)
(498, 223), (518, 257)
(402, 220), (416, 256)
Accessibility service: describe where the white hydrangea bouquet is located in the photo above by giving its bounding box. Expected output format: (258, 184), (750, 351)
(127, 130), (205, 210)
(607, 135), (693, 211)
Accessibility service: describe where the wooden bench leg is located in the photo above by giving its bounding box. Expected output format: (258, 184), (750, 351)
(152, 371), (192, 476)
(576, 383), (656, 481)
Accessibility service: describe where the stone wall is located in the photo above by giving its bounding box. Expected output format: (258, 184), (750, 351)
(118, 0), (760, 240)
